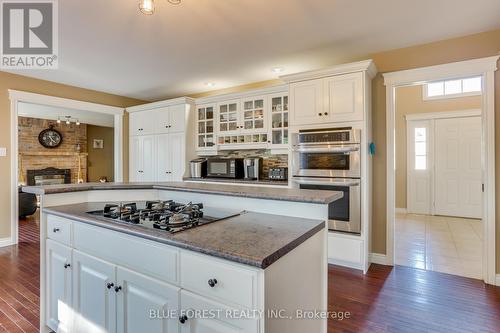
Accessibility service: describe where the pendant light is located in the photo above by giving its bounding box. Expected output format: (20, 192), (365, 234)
(139, 0), (155, 15)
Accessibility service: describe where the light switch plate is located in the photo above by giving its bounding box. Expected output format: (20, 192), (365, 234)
(0, 147), (6, 157)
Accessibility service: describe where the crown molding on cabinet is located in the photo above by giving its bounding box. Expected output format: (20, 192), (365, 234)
(280, 59), (377, 83)
(194, 84), (288, 105)
(126, 97), (196, 113)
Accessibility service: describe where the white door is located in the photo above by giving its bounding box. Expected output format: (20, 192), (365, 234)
(72, 250), (116, 333)
(434, 117), (482, 218)
(155, 107), (171, 134)
(157, 134), (170, 182)
(325, 72), (364, 122)
(141, 135), (156, 181)
(407, 120), (432, 214)
(180, 291), (258, 333)
(290, 79), (324, 126)
(116, 267), (180, 333)
(46, 240), (72, 333)
(129, 110), (156, 136)
(168, 104), (187, 133)
(169, 132), (185, 181)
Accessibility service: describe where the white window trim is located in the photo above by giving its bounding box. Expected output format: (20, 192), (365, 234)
(422, 79), (482, 101)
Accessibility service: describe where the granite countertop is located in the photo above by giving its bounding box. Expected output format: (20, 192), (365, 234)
(183, 177), (289, 186)
(44, 202), (325, 269)
(22, 181), (343, 204)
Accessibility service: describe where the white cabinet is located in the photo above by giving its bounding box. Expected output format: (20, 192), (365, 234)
(46, 240), (72, 333)
(240, 96), (266, 133)
(290, 79), (324, 126)
(180, 291), (258, 333)
(157, 132), (185, 182)
(325, 72), (364, 122)
(72, 250), (116, 333)
(116, 267), (180, 333)
(217, 99), (240, 135)
(289, 71), (366, 126)
(128, 99), (193, 182)
(129, 135), (156, 181)
(195, 104), (215, 151)
(268, 92), (289, 148)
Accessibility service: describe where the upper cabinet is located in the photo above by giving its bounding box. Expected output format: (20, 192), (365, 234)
(283, 59), (377, 127)
(241, 96), (266, 133)
(195, 104), (215, 151)
(217, 99), (240, 135)
(269, 92), (289, 147)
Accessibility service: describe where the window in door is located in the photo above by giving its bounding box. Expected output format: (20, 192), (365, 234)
(414, 127), (427, 170)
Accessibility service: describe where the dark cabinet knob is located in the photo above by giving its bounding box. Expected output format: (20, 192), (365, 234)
(318, 113), (323, 116)
(106, 283), (114, 289)
(208, 278), (218, 288)
(53, 228), (60, 233)
(179, 315), (188, 324)
(64, 263), (71, 269)
(324, 112), (328, 116)
(114, 286), (122, 293)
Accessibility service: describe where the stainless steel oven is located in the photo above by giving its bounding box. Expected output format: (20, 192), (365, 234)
(292, 128), (362, 234)
(292, 128), (361, 178)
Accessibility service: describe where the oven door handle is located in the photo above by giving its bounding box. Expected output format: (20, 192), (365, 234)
(293, 178), (361, 187)
(292, 146), (360, 153)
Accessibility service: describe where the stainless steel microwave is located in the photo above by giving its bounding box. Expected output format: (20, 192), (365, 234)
(206, 158), (244, 179)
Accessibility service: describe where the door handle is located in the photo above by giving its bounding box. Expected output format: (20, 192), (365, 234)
(106, 283), (114, 289)
(64, 263), (71, 269)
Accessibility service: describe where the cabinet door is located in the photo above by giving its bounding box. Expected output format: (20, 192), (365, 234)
(268, 93), (289, 147)
(169, 132), (185, 181)
(46, 240), (72, 333)
(290, 79), (325, 126)
(217, 100), (240, 135)
(240, 96), (266, 134)
(129, 136), (142, 182)
(141, 135), (157, 181)
(129, 110), (156, 136)
(325, 72), (364, 122)
(72, 250), (116, 333)
(196, 104), (215, 150)
(116, 267), (180, 333)
(154, 107), (172, 134)
(156, 134), (171, 182)
(180, 291), (258, 333)
(168, 104), (186, 133)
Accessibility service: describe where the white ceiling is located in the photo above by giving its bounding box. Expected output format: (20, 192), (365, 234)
(7, 0), (500, 101)
(18, 102), (115, 127)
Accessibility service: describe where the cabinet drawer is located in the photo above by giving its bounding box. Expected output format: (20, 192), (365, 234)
(47, 215), (72, 246)
(180, 252), (259, 309)
(73, 223), (179, 284)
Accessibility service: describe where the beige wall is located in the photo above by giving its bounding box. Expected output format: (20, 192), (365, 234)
(395, 85), (482, 208)
(369, 29), (500, 273)
(87, 125), (114, 182)
(0, 71), (144, 238)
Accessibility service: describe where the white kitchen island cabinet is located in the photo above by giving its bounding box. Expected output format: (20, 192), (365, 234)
(24, 182), (343, 333)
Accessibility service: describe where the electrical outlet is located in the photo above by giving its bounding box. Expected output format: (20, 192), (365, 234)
(0, 147), (6, 157)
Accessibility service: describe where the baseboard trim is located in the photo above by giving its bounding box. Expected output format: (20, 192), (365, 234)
(369, 253), (388, 265)
(0, 237), (13, 248)
(395, 208), (407, 214)
(495, 274), (500, 286)
(328, 258), (364, 271)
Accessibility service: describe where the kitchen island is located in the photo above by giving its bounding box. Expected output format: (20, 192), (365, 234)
(23, 182), (343, 333)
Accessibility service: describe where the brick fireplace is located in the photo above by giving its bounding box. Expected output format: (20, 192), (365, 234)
(18, 117), (88, 184)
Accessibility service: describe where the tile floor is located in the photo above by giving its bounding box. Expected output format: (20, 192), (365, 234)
(395, 212), (483, 279)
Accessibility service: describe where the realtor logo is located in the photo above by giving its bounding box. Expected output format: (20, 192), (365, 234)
(1, 0), (58, 69)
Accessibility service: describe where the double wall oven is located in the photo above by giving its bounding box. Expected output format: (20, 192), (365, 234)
(292, 128), (361, 234)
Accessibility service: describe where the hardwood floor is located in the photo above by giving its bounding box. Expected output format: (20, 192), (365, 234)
(1, 214), (500, 332)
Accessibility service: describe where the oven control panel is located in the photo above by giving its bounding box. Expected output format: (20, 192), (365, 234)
(296, 129), (359, 144)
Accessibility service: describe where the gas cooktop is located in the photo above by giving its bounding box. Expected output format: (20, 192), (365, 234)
(87, 200), (242, 233)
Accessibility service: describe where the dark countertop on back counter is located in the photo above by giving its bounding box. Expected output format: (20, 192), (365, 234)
(44, 202), (325, 269)
(22, 181), (343, 204)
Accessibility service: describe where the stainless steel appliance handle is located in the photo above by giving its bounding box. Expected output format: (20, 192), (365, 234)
(292, 178), (361, 187)
(292, 146), (360, 153)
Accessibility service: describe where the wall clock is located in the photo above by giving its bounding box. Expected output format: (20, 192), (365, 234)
(38, 125), (63, 148)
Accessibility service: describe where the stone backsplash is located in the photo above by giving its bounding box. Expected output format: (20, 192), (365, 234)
(218, 150), (288, 179)
(18, 117), (87, 184)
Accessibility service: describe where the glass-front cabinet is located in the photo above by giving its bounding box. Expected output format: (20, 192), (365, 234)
(196, 104), (215, 150)
(217, 100), (239, 135)
(241, 97), (266, 133)
(268, 93), (289, 147)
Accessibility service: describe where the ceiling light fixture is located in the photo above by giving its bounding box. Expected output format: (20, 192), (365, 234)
(76, 119), (80, 126)
(272, 67), (284, 73)
(139, 0), (181, 15)
(205, 82), (215, 88)
(56, 117), (61, 124)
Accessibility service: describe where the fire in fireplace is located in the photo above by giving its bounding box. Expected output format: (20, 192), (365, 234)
(27, 167), (71, 186)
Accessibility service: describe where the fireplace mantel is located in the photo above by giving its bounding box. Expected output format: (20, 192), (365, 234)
(19, 152), (88, 156)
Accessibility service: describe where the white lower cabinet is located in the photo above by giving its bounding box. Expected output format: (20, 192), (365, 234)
(46, 239), (72, 333)
(156, 132), (186, 182)
(180, 291), (259, 333)
(72, 250), (116, 333)
(116, 266), (180, 333)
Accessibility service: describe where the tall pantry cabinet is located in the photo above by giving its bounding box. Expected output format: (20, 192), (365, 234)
(127, 97), (195, 182)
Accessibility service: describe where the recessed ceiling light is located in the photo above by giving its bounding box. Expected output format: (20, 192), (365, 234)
(205, 82), (215, 88)
(272, 67), (284, 73)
